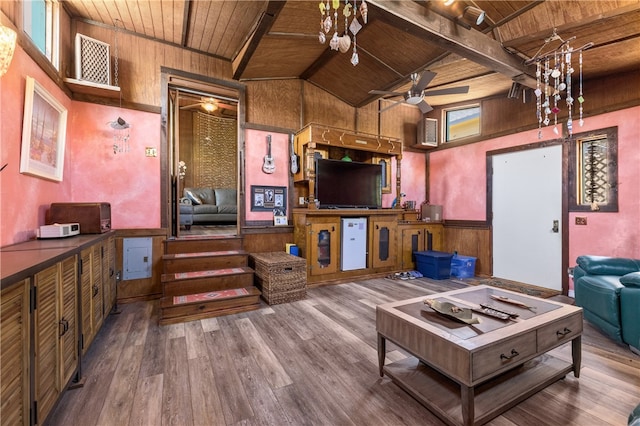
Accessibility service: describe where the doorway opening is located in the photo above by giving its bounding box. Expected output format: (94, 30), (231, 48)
(161, 69), (246, 238)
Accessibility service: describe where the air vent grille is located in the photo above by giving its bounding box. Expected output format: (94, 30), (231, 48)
(75, 33), (111, 85)
(417, 118), (438, 147)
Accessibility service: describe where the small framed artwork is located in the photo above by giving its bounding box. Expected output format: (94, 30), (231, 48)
(251, 185), (287, 213)
(20, 76), (68, 181)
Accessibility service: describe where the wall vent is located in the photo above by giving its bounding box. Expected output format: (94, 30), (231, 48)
(417, 118), (438, 147)
(75, 33), (111, 85)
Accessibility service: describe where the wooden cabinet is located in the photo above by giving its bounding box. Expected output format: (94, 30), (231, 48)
(102, 236), (116, 315)
(1, 233), (114, 426)
(370, 215), (398, 269)
(294, 209), (400, 285)
(398, 223), (444, 270)
(1, 279), (30, 426)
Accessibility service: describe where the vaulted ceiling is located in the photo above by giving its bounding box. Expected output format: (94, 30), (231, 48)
(62, 0), (640, 111)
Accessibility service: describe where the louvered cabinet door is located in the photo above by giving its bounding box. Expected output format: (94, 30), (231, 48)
(59, 255), (78, 387)
(102, 237), (116, 314)
(80, 247), (94, 354)
(92, 244), (104, 332)
(34, 264), (61, 424)
(1, 279), (30, 426)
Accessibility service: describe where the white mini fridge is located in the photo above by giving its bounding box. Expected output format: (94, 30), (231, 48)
(341, 217), (367, 271)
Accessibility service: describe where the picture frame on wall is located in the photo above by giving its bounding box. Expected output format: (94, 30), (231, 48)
(251, 185), (287, 213)
(20, 76), (68, 182)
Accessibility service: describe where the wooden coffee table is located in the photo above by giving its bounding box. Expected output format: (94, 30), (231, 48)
(376, 285), (582, 426)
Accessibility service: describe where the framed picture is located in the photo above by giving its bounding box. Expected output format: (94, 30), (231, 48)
(251, 185), (287, 214)
(20, 76), (68, 181)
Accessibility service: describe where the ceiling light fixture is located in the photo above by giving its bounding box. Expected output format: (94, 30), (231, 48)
(0, 24), (17, 77)
(525, 28), (593, 138)
(202, 99), (218, 113)
(443, 0), (455, 6)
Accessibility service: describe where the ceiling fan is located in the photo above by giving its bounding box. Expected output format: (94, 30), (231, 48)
(370, 71), (469, 113)
(180, 97), (237, 114)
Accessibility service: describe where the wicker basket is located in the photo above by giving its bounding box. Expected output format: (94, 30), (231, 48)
(250, 252), (307, 304)
(260, 288), (306, 305)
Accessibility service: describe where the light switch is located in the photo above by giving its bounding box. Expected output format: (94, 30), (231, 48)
(145, 147), (157, 157)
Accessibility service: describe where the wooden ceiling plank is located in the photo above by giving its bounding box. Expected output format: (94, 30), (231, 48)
(232, 1), (286, 80)
(136, 1), (155, 37)
(503, 4), (640, 50)
(181, 0), (191, 47)
(366, 0), (537, 89)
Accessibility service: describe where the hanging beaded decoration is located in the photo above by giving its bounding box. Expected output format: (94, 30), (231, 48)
(526, 29), (593, 138)
(317, 0), (365, 66)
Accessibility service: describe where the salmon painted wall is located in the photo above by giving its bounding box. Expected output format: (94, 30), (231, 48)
(429, 106), (640, 261)
(1, 46), (160, 247)
(244, 129), (290, 221)
(399, 150), (427, 208)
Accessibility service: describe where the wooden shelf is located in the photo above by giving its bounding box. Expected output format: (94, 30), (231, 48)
(64, 78), (121, 98)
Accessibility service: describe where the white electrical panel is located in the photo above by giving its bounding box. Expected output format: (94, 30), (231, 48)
(123, 237), (152, 280)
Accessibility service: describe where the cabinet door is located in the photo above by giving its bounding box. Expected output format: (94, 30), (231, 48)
(59, 255), (78, 387)
(102, 237), (116, 314)
(1, 279), (30, 426)
(91, 244), (104, 332)
(370, 216), (397, 269)
(423, 224), (444, 252)
(80, 247), (94, 354)
(400, 227), (425, 270)
(34, 264), (61, 423)
(308, 219), (340, 276)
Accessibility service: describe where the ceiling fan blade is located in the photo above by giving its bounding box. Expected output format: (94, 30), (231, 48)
(424, 86), (470, 97)
(418, 100), (433, 114)
(415, 71), (437, 92)
(180, 103), (203, 110)
(379, 100), (403, 113)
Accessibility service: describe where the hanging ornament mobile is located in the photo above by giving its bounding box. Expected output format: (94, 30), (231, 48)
(317, 0), (366, 66)
(526, 29), (593, 139)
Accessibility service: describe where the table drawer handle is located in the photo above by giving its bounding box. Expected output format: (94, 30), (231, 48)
(500, 349), (519, 360)
(556, 327), (571, 337)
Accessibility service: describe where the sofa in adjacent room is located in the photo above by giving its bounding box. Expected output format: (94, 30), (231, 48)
(573, 255), (640, 354)
(182, 187), (237, 224)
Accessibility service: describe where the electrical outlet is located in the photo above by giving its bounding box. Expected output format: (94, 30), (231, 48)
(299, 197), (305, 205)
(145, 147), (157, 157)
(575, 216), (587, 225)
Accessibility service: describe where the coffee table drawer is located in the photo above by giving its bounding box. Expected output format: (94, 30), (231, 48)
(472, 332), (536, 381)
(537, 313), (582, 352)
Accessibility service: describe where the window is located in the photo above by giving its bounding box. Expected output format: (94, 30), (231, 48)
(23, 0), (59, 69)
(569, 127), (618, 212)
(443, 105), (480, 142)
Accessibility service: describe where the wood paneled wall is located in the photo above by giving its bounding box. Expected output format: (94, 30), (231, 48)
(442, 222), (492, 277)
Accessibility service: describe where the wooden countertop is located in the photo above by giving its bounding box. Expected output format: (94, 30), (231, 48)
(1, 233), (114, 289)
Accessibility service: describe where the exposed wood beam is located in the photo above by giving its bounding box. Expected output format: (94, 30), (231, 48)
(367, 0), (537, 89)
(232, 1), (286, 80)
(181, 0), (192, 47)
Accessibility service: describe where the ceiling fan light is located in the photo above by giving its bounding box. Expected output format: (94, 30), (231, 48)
(443, 0), (455, 6)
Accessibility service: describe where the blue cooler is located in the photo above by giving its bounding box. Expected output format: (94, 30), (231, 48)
(450, 254), (477, 279)
(414, 250), (453, 280)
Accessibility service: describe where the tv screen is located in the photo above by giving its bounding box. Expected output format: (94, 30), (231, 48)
(315, 158), (382, 209)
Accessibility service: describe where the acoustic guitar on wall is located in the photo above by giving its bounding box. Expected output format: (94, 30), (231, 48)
(290, 134), (299, 174)
(262, 135), (275, 174)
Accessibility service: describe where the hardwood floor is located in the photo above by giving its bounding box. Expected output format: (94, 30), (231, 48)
(48, 278), (640, 426)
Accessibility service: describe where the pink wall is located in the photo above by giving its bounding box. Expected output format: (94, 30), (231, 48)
(244, 129), (290, 221)
(400, 150), (427, 208)
(429, 107), (640, 261)
(1, 46), (160, 246)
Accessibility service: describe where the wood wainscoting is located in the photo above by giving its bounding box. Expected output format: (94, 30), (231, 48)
(442, 220), (491, 277)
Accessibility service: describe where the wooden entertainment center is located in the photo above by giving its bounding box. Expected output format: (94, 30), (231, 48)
(292, 124), (443, 285)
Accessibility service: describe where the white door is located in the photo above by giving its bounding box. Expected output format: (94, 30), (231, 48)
(492, 145), (562, 291)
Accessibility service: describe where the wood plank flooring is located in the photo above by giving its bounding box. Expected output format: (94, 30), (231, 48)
(48, 278), (640, 426)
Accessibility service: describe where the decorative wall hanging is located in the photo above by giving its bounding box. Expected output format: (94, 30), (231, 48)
(0, 24), (17, 77)
(318, 0), (367, 66)
(525, 29), (593, 139)
(251, 185), (287, 215)
(20, 76), (68, 181)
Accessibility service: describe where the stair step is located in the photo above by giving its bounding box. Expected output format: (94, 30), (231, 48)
(159, 287), (261, 325)
(163, 250), (248, 274)
(164, 236), (243, 254)
(161, 266), (254, 297)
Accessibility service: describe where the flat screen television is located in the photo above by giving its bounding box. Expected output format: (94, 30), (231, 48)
(315, 158), (382, 209)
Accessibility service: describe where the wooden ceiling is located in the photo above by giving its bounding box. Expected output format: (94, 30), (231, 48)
(62, 0), (640, 110)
